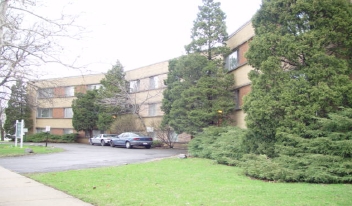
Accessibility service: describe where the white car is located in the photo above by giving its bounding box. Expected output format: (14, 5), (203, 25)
(89, 134), (119, 146)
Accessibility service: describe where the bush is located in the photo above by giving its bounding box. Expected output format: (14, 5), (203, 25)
(25, 133), (77, 143)
(152, 140), (163, 147)
(188, 126), (246, 166)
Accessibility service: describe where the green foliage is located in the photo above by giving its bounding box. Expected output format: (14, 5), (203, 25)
(4, 79), (33, 135)
(241, 108), (352, 183)
(162, 1), (233, 135)
(25, 133), (77, 143)
(243, 0), (352, 156)
(152, 140), (163, 147)
(72, 90), (99, 137)
(185, 0), (229, 61)
(96, 60), (127, 131)
(188, 126), (246, 166)
(162, 54), (235, 135)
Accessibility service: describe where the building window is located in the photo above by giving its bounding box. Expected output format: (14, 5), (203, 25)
(36, 128), (46, 133)
(148, 103), (157, 116)
(63, 129), (73, 134)
(226, 50), (239, 71)
(64, 108), (73, 118)
(37, 108), (53, 118)
(234, 89), (240, 110)
(87, 84), (102, 90)
(65, 86), (75, 97)
(149, 76), (159, 89)
(38, 88), (54, 99)
(129, 80), (140, 93)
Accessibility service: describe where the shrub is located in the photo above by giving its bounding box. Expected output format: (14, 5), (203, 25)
(152, 140), (163, 148)
(188, 126), (246, 166)
(25, 133), (77, 143)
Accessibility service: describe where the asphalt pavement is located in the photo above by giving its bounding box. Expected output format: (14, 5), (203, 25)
(0, 143), (187, 205)
(0, 143), (187, 173)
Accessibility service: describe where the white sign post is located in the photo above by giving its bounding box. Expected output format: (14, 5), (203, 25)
(15, 119), (25, 148)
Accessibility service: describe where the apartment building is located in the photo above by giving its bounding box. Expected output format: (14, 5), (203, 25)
(29, 61), (169, 142)
(125, 61), (168, 128)
(28, 21), (255, 141)
(225, 21), (254, 128)
(29, 74), (105, 140)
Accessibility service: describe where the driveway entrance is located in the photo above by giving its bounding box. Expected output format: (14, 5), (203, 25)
(0, 143), (187, 173)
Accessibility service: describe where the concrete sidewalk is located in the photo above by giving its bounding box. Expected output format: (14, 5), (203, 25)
(0, 167), (93, 206)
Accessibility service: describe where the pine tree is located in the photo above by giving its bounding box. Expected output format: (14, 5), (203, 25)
(96, 60), (127, 131)
(162, 0), (235, 135)
(243, 0), (352, 156)
(4, 80), (32, 135)
(72, 90), (99, 138)
(185, 0), (229, 61)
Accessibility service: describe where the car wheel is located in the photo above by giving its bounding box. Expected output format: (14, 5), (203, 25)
(125, 141), (132, 149)
(110, 141), (115, 147)
(101, 140), (105, 146)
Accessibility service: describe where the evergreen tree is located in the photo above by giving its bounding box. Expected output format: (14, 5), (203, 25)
(162, 55), (234, 135)
(162, 0), (235, 135)
(4, 80), (32, 135)
(243, 0), (352, 156)
(72, 90), (99, 138)
(185, 0), (229, 61)
(96, 60), (127, 131)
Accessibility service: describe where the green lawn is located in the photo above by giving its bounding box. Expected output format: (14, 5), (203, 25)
(29, 158), (352, 206)
(0, 143), (63, 157)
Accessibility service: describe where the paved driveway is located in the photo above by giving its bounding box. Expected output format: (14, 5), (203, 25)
(0, 143), (187, 174)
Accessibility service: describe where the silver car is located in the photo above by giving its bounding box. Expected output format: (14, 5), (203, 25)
(89, 134), (119, 146)
(110, 132), (153, 149)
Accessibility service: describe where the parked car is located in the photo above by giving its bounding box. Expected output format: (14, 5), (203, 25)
(5, 134), (16, 141)
(110, 132), (153, 149)
(89, 134), (119, 146)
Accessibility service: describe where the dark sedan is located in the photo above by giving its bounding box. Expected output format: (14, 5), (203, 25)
(110, 132), (153, 149)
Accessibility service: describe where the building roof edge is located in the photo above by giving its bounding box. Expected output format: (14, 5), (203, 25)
(228, 20), (252, 39)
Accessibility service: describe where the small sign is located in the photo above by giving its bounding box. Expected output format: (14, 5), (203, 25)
(23, 128), (28, 133)
(16, 122), (22, 138)
(45, 126), (51, 132)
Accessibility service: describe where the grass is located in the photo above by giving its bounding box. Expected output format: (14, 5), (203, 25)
(0, 143), (64, 157)
(29, 158), (352, 206)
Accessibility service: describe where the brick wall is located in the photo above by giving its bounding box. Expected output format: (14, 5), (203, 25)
(54, 87), (65, 97)
(53, 108), (64, 118)
(75, 85), (87, 94)
(51, 128), (63, 135)
(239, 85), (251, 107)
(239, 41), (249, 65)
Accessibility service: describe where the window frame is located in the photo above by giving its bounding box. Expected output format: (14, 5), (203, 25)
(64, 108), (73, 118)
(65, 86), (75, 97)
(234, 89), (240, 110)
(87, 84), (102, 91)
(148, 103), (157, 116)
(149, 76), (159, 89)
(226, 49), (239, 71)
(129, 80), (140, 93)
(38, 88), (54, 99)
(36, 128), (47, 133)
(63, 128), (73, 134)
(37, 108), (53, 118)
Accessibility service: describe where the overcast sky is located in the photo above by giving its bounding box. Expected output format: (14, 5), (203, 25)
(40, 0), (262, 78)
